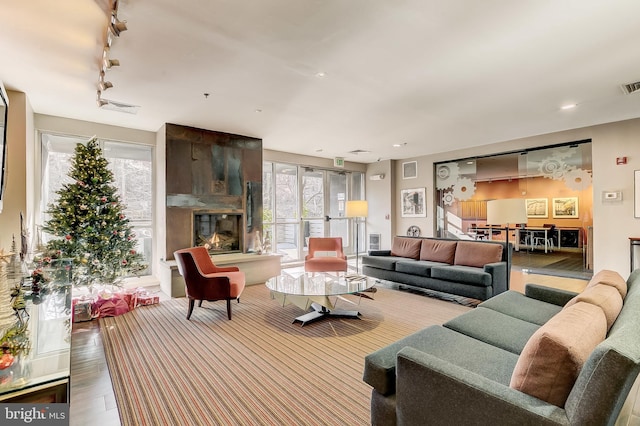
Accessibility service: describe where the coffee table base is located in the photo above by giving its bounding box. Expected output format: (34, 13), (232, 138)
(293, 302), (361, 326)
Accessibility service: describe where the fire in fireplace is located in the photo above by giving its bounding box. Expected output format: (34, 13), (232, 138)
(193, 212), (242, 254)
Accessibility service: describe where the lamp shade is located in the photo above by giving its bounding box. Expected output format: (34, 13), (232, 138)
(486, 199), (527, 225)
(345, 200), (368, 218)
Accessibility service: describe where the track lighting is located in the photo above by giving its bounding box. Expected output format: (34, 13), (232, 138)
(99, 81), (113, 91)
(105, 28), (114, 48)
(95, 1), (138, 113)
(104, 58), (120, 69)
(110, 12), (128, 36)
(98, 71), (113, 91)
(103, 48), (120, 69)
(96, 91), (108, 107)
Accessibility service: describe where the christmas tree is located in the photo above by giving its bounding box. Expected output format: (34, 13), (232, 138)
(42, 137), (146, 287)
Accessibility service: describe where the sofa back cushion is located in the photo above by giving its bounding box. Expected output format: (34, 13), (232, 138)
(586, 269), (627, 299)
(391, 237), (422, 260)
(419, 239), (457, 264)
(454, 241), (503, 268)
(510, 302), (607, 407)
(564, 284), (623, 331)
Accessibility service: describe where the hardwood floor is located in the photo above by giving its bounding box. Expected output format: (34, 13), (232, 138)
(68, 272), (640, 425)
(69, 320), (121, 426)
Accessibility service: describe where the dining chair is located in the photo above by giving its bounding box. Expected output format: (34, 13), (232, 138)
(533, 224), (556, 252)
(174, 246), (246, 320)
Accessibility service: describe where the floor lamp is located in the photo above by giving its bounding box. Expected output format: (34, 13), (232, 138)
(486, 199), (527, 250)
(345, 200), (369, 275)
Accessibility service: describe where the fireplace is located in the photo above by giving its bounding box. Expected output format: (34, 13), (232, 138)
(193, 212), (243, 255)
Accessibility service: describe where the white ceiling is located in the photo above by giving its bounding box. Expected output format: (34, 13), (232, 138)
(1, 0), (640, 164)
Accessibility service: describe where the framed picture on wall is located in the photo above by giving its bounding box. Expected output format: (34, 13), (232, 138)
(402, 161), (418, 179)
(525, 198), (548, 218)
(552, 197), (579, 218)
(401, 188), (426, 217)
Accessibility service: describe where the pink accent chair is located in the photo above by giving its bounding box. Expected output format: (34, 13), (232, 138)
(174, 247), (246, 320)
(304, 237), (348, 273)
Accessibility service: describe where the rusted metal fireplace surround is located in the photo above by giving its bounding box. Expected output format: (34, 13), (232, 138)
(163, 123), (263, 260)
(193, 212), (242, 254)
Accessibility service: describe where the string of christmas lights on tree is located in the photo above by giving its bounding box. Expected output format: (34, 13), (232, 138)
(42, 137), (146, 287)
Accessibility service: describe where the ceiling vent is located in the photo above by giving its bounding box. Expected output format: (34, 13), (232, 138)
(621, 81), (640, 95)
(348, 149), (371, 155)
(100, 99), (140, 114)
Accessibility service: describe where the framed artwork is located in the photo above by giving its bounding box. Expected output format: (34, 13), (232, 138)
(402, 161), (418, 179)
(526, 198), (548, 218)
(401, 188), (426, 217)
(635, 170), (640, 218)
(552, 197), (579, 218)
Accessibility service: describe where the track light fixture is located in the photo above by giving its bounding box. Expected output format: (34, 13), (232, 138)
(102, 47), (120, 69)
(98, 71), (113, 91)
(110, 12), (128, 36)
(103, 58), (120, 69)
(96, 90), (108, 107)
(95, 0), (138, 113)
(105, 29), (114, 48)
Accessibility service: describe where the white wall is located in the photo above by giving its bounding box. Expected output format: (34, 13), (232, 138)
(591, 119), (640, 276)
(377, 117), (640, 277)
(366, 160), (394, 250)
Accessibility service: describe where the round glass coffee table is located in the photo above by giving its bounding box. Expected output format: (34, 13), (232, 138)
(266, 271), (376, 326)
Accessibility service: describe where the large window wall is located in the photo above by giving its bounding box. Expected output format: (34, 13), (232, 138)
(435, 141), (593, 278)
(40, 133), (153, 274)
(263, 161), (364, 264)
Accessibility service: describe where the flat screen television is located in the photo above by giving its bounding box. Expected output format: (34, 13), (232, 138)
(0, 81), (7, 214)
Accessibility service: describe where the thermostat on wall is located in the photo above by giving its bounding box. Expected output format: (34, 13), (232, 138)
(602, 190), (622, 203)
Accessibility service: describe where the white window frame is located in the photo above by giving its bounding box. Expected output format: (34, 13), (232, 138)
(38, 132), (154, 276)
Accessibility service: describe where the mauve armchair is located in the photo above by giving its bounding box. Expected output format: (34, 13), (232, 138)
(174, 247), (246, 320)
(305, 237), (348, 273)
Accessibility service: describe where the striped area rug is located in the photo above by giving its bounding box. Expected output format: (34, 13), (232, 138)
(100, 284), (470, 426)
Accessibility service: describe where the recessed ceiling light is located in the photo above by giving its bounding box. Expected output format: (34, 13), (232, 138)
(561, 103), (577, 110)
(255, 109), (262, 113)
(392, 144), (402, 148)
(315, 71), (326, 78)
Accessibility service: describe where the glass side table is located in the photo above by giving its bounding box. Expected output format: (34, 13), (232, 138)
(0, 283), (72, 403)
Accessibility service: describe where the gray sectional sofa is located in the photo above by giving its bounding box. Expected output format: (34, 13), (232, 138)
(362, 236), (510, 301)
(363, 269), (640, 426)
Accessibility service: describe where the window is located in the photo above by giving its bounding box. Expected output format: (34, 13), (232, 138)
(263, 161), (365, 264)
(40, 133), (153, 274)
